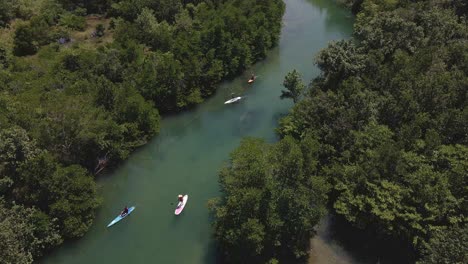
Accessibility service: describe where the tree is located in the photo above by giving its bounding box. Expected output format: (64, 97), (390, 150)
(59, 12), (86, 31)
(278, 0), (468, 260)
(148, 0), (182, 23)
(0, 127), (41, 194)
(0, 198), (62, 263)
(57, 0), (110, 14)
(135, 8), (173, 52)
(113, 84), (160, 144)
(0, 0), (15, 27)
(13, 22), (38, 56)
(270, 136), (328, 258)
(134, 51), (183, 112)
(94, 76), (117, 110)
(419, 226), (468, 264)
(48, 165), (100, 238)
(95, 24), (105, 37)
(110, 0), (147, 21)
(0, 0), (287, 260)
(452, 0), (468, 16)
(94, 48), (125, 83)
(16, 154), (101, 238)
(0, 43), (9, 69)
(13, 16), (51, 56)
(211, 136), (328, 263)
(315, 40), (366, 87)
(280, 70), (305, 103)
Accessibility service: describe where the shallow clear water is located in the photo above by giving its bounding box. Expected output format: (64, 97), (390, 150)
(43, 1), (354, 263)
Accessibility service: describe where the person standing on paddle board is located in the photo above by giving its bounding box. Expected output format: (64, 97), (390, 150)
(177, 194), (186, 208)
(250, 74), (255, 82)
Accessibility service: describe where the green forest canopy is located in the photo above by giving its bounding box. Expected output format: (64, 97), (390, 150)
(0, 0), (285, 262)
(210, 136), (328, 263)
(212, 0), (466, 263)
(279, 0), (466, 262)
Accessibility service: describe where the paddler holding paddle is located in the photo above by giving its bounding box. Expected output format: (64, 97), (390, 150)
(249, 73), (255, 82)
(177, 195), (184, 207)
(121, 206), (129, 216)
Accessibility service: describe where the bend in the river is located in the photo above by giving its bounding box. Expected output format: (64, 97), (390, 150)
(43, 1), (354, 263)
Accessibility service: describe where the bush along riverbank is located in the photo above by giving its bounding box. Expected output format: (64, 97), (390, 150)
(0, 0), (285, 262)
(211, 0), (467, 263)
(209, 136), (329, 263)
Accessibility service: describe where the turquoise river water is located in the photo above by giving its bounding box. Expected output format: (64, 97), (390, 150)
(44, 0), (355, 263)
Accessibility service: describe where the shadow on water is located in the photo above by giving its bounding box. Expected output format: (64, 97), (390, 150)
(202, 240), (218, 264)
(272, 111), (289, 127)
(310, 214), (417, 264)
(234, 108), (267, 137)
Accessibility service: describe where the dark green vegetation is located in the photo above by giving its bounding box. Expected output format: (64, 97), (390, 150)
(210, 137), (328, 263)
(212, 0), (467, 262)
(419, 225), (467, 264)
(280, 69), (305, 103)
(209, 71), (314, 263)
(0, 0), (285, 262)
(280, 0), (467, 262)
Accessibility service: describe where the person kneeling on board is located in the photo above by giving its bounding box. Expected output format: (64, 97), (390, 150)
(121, 206), (129, 217)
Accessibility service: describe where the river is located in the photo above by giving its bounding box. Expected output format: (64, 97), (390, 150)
(43, 0), (354, 263)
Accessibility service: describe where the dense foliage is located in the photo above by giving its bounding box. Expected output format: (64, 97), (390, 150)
(418, 225), (467, 264)
(0, 198), (61, 263)
(280, 69), (305, 103)
(277, 0), (467, 261)
(210, 137), (328, 263)
(0, 0), (284, 261)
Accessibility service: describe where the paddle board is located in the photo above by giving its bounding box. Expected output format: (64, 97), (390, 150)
(224, 96), (242, 104)
(107, 206), (135, 227)
(175, 195), (188, 215)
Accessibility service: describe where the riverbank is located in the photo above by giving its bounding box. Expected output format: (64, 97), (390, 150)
(42, 0), (355, 263)
(281, 0), (468, 262)
(1, 1), (287, 262)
